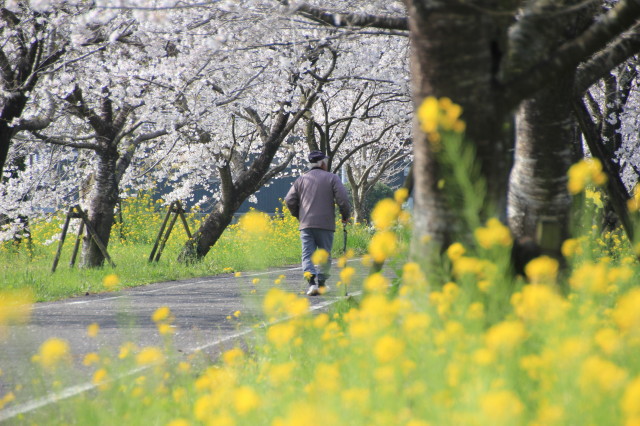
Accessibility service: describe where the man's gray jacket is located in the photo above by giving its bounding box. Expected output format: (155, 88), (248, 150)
(285, 168), (351, 231)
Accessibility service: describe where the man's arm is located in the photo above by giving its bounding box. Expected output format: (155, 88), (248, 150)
(284, 182), (300, 219)
(333, 176), (351, 222)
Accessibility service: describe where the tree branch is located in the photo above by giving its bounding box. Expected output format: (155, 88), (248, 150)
(504, 0), (640, 107)
(574, 23), (640, 95)
(278, 0), (408, 31)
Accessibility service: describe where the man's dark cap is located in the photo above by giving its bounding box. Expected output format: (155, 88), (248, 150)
(308, 150), (328, 163)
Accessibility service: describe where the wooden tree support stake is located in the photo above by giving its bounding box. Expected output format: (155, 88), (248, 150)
(51, 205), (116, 273)
(149, 201), (192, 263)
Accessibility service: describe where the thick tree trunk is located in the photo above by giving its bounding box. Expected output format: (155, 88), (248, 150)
(405, 3), (512, 254)
(81, 150), (119, 267)
(507, 80), (575, 250)
(0, 94), (28, 180)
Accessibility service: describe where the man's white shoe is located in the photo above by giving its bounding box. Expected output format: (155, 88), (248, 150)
(306, 284), (320, 296)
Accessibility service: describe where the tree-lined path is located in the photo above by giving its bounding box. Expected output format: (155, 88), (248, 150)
(0, 260), (376, 422)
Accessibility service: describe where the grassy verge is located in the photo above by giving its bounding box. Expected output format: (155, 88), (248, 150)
(0, 196), (374, 302)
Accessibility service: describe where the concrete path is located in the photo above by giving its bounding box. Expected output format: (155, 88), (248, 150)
(0, 260), (374, 423)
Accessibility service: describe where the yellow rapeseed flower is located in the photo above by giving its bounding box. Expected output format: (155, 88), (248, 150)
(474, 218), (513, 249)
(136, 346), (165, 366)
(86, 323), (100, 338)
(340, 267), (356, 284)
(263, 288), (309, 319)
(234, 386), (260, 414)
(34, 338), (71, 370)
(579, 355), (627, 393)
(567, 158), (607, 194)
(371, 199), (401, 231)
(267, 322), (296, 347)
(152, 306), (171, 323)
(394, 188), (409, 204)
(481, 390), (524, 423)
(612, 288), (640, 333)
(512, 285), (566, 323)
(311, 248), (329, 265)
(167, 419), (190, 426)
(374, 335), (405, 363)
(0, 290), (33, 326)
(83, 352), (100, 366)
(222, 347), (244, 366)
(561, 238), (583, 258)
(102, 274), (120, 289)
(485, 321), (527, 353)
(524, 256), (559, 284)
(569, 262), (608, 294)
(368, 231), (397, 263)
(622, 376), (640, 420)
(628, 184), (640, 212)
(268, 362), (296, 386)
(92, 368), (108, 386)
(364, 273), (389, 293)
(238, 211), (270, 234)
(594, 328), (622, 355)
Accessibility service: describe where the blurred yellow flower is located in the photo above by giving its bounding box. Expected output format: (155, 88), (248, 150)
(512, 284), (566, 323)
(364, 273), (389, 293)
(222, 347), (244, 366)
(118, 342), (137, 359)
(83, 352), (100, 366)
(268, 362), (296, 386)
(167, 419), (190, 426)
(263, 288), (309, 319)
(371, 199), (401, 230)
(234, 386), (260, 414)
(34, 338), (71, 370)
(612, 288), (640, 333)
(102, 274), (120, 289)
(152, 306), (171, 323)
(579, 355), (627, 393)
(340, 267), (356, 284)
(481, 390), (524, 423)
(311, 248), (329, 265)
(0, 392), (15, 410)
(92, 368), (108, 386)
(446, 242), (465, 262)
(374, 335), (405, 363)
(561, 238), (582, 258)
(485, 321), (527, 353)
(569, 262), (608, 294)
(267, 322), (296, 347)
(86, 323), (100, 338)
(524, 256), (559, 284)
(567, 158), (607, 194)
(239, 211), (270, 234)
(0, 290), (33, 326)
(474, 218), (513, 249)
(394, 188), (409, 204)
(368, 230), (398, 263)
(595, 328), (622, 355)
(622, 376), (640, 420)
(136, 347), (165, 366)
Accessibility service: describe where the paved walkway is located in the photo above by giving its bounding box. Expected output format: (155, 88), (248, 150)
(0, 260), (373, 423)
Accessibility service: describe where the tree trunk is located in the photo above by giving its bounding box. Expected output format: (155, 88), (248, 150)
(405, 3), (512, 254)
(0, 94), (28, 180)
(507, 79), (575, 251)
(81, 150), (119, 267)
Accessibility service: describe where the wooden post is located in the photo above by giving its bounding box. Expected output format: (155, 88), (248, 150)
(148, 201), (192, 262)
(69, 220), (85, 267)
(149, 202), (175, 262)
(51, 207), (74, 273)
(51, 205), (116, 272)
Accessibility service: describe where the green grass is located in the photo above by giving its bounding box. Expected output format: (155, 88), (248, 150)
(0, 196), (374, 302)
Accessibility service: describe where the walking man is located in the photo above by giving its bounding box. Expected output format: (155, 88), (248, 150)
(285, 150), (351, 296)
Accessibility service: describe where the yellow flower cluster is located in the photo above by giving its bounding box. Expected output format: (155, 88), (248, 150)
(417, 96), (466, 145)
(474, 218), (512, 249)
(567, 158), (607, 195)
